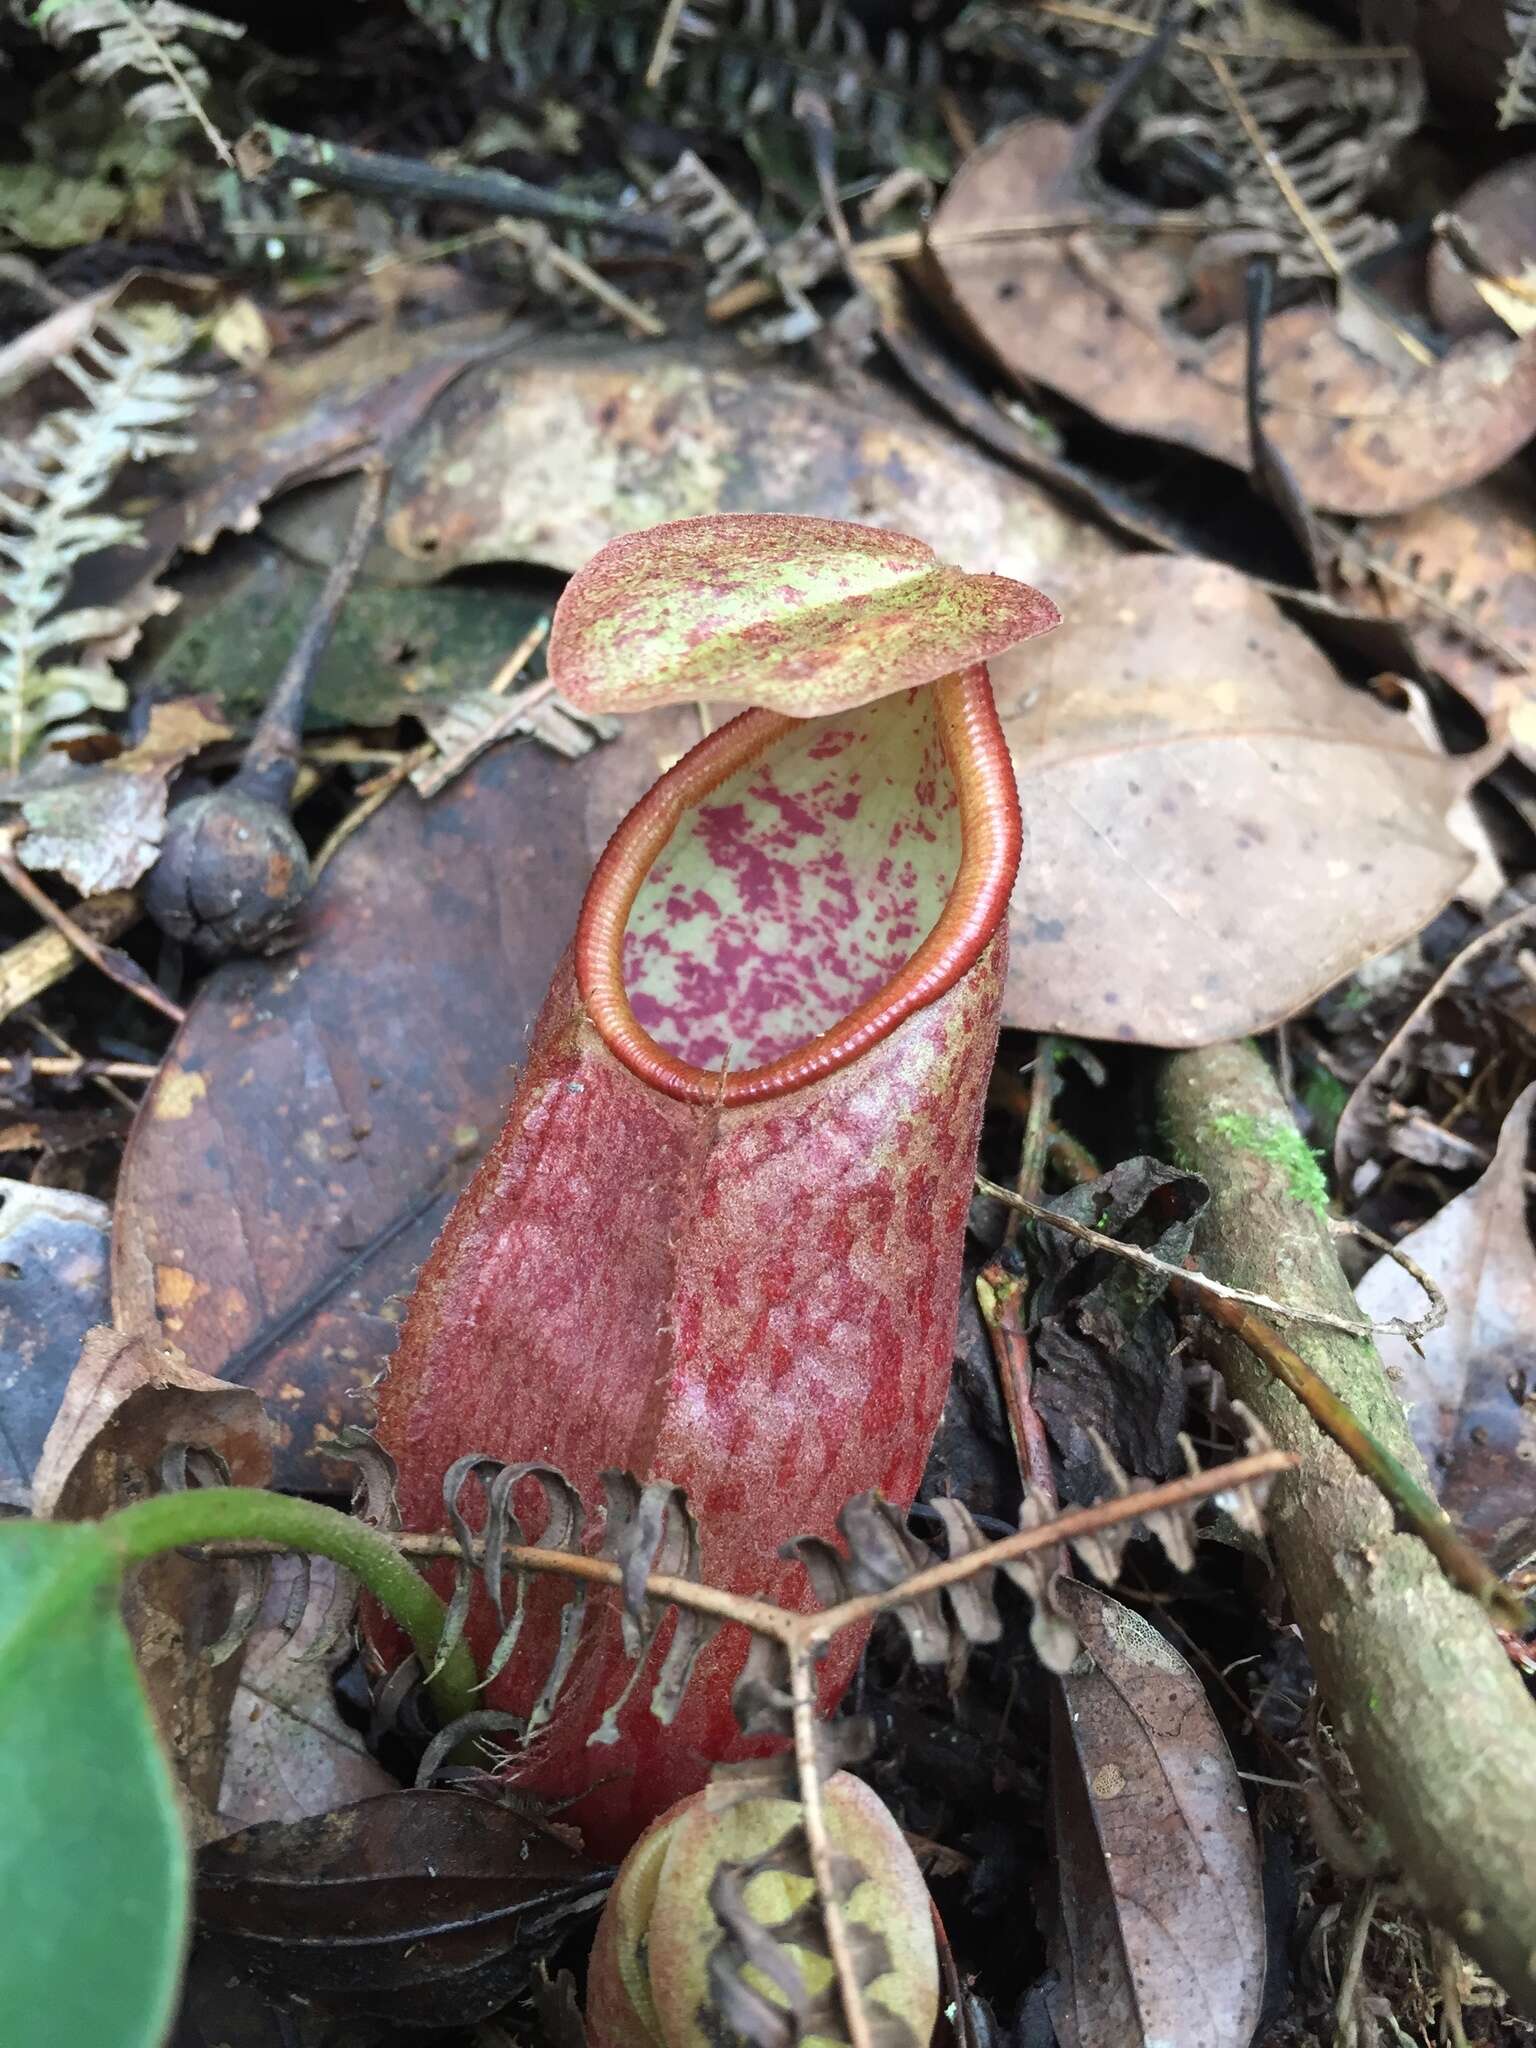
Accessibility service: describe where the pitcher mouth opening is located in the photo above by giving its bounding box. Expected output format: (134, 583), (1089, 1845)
(574, 666), (1021, 1106)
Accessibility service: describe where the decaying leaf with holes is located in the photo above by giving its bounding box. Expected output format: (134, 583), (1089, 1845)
(1047, 1580), (1265, 2048)
(373, 513), (1058, 1855)
(924, 120), (1536, 518)
(587, 1775), (937, 2048)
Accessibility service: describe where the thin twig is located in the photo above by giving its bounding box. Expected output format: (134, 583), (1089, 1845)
(1173, 1276), (1525, 1629)
(238, 460), (389, 810)
(238, 125), (679, 247)
(1333, 1878), (1381, 2048)
(0, 889), (138, 1026)
(0, 1055), (157, 1081)
(499, 223), (667, 337)
(975, 1175), (1446, 1342)
(0, 835), (183, 1024)
(789, 1647), (875, 2048)
(1029, 0), (1412, 62)
(795, 1449), (1294, 1645)
(22, 1017), (138, 1109)
(1006, 1040), (1056, 1250)
(644, 0), (690, 90)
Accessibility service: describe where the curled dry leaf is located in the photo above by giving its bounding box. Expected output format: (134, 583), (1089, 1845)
(1048, 1580), (1265, 2048)
(197, 1787), (607, 2027)
(9, 696), (231, 893)
(32, 1325), (272, 1828)
(926, 121), (1536, 517)
(989, 555), (1479, 1047)
(0, 1178), (109, 1493)
(551, 513), (1059, 717)
(111, 716), (696, 1483)
(1342, 476), (1536, 767)
(1355, 1081), (1536, 1568)
(333, 337), (1119, 601)
(1428, 157), (1536, 341)
(216, 1553), (393, 1835)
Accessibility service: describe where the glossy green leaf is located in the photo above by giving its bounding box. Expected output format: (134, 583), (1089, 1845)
(0, 1520), (188, 2048)
(548, 512), (1059, 717)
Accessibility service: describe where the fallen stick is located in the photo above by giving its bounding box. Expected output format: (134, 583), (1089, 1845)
(1158, 1039), (1536, 2013)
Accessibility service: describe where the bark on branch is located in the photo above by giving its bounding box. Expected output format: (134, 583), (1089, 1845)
(1158, 1039), (1536, 2013)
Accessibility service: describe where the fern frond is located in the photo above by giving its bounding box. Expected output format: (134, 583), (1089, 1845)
(1500, 2), (1536, 126)
(405, 0), (948, 173)
(29, 0), (243, 163)
(0, 305), (210, 774)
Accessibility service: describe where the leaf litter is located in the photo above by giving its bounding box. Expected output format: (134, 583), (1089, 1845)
(3, 9), (1536, 2045)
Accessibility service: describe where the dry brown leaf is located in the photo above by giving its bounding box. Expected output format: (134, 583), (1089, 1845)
(217, 1554), (392, 1835)
(1344, 477), (1536, 767)
(1048, 1579), (1264, 2048)
(1355, 1081), (1536, 1568)
(337, 336), (1118, 603)
(990, 556), (1478, 1046)
(111, 716), (695, 1485)
(926, 121), (1536, 518)
(11, 696), (231, 893)
(33, 1326), (272, 1829)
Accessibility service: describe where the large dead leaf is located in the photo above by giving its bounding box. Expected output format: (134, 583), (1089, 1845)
(990, 556), (1479, 1046)
(1048, 1580), (1264, 2048)
(0, 1179), (110, 1494)
(926, 121), (1536, 518)
(1355, 1081), (1536, 1568)
(33, 1326), (272, 1831)
(111, 716), (695, 1485)
(269, 336), (1118, 602)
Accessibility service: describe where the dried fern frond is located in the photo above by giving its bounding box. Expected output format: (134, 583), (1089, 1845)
(29, 0), (243, 162)
(1501, 2), (1536, 126)
(0, 304), (209, 775)
(405, 0), (948, 173)
(428, 1453), (719, 1746)
(791, 1413), (1279, 1679)
(948, 0), (1422, 279)
(650, 149), (831, 343)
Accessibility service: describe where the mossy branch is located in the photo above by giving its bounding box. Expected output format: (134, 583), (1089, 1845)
(1158, 1040), (1536, 2015)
